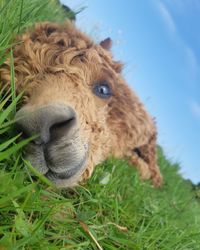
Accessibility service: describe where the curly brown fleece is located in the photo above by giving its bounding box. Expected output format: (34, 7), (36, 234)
(0, 21), (162, 187)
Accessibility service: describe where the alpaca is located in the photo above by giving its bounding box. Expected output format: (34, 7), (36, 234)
(0, 22), (162, 187)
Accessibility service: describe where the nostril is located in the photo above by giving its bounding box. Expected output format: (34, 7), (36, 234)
(50, 117), (75, 133)
(15, 104), (77, 144)
(49, 116), (76, 141)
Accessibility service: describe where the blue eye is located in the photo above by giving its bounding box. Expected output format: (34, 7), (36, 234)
(93, 81), (112, 99)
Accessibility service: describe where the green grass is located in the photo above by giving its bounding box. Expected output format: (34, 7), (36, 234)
(0, 0), (200, 249)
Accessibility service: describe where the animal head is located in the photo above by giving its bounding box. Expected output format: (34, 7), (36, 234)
(0, 22), (162, 187)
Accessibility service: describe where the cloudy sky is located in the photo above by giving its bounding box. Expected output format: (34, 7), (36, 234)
(62, 0), (200, 184)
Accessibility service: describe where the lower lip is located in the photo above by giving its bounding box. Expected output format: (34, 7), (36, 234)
(45, 153), (87, 180)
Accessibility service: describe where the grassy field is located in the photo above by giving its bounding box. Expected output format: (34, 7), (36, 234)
(0, 0), (200, 249)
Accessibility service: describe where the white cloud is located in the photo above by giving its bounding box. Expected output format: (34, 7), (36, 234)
(184, 46), (199, 80)
(166, 0), (200, 12)
(185, 47), (197, 67)
(155, 2), (199, 82)
(156, 2), (177, 35)
(191, 101), (200, 119)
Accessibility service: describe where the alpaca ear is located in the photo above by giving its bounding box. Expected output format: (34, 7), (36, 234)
(100, 37), (112, 50)
(108, 79), (163, 187)
(131, 134), (163, 187)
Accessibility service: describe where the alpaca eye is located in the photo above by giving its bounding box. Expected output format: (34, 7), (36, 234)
(93, 81), (112, 99)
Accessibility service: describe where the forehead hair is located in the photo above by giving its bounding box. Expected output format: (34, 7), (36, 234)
(15, 22), (123, 74)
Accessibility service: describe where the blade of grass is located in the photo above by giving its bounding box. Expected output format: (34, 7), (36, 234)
(0, 93), (22, 125)
(0, 93), (12, 111)
(23, 159), (55, 188)
(17, 0), (24, 33)
(0, 0), (12, 16)
(0, 136), (32, 161)
(0, 183), (35, 206)
(14, 208), (53, 248)
(0, 134), (21, 152)
(0, 126), (10, 134)
(10, 49), (16, 108)
(0, 117), (22, 129)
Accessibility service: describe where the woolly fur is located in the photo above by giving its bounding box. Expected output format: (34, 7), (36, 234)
(0, 21), (163, 187)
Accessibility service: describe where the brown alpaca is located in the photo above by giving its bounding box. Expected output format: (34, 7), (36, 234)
(0, 22), (162, 187)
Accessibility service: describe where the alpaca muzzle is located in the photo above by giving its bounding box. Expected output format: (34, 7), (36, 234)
(15, 103), (88, 186)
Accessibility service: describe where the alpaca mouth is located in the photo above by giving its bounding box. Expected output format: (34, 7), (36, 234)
(45, 152), (87, 181)
(24, 140), (88, 186)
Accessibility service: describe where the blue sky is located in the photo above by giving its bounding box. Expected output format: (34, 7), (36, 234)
(62, 0), (200, 184)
